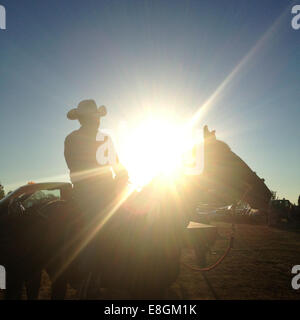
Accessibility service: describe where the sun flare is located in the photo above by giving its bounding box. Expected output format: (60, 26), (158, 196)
(116, 116), (195, 187)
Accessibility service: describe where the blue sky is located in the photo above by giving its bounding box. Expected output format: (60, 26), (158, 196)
(0, 0), (299, 203)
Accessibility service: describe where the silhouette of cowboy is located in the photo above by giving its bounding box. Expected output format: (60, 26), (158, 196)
(64, 99), (128, 216)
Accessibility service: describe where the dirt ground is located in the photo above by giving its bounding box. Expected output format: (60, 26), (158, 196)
(2, 222), (300, 300)
(177, 222), (300, 300)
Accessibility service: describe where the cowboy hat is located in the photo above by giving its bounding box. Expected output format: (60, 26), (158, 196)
(67, 99), (107, 120)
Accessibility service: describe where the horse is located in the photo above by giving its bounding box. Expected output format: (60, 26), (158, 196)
(46, 126), (271, 299)
(0, 126), (271, 299)
(34, 176), (192, 299)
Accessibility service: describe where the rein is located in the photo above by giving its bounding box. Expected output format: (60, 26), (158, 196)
(183, 185), (252, 272)
(182, 223), (235, 272)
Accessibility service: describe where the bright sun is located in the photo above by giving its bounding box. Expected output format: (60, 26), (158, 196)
(117, 117), (195, 187)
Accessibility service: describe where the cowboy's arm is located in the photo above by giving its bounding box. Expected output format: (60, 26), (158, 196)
(108, 142), (129, 184)
(112, 152), (129, 181)
(64, 134), (83, 174)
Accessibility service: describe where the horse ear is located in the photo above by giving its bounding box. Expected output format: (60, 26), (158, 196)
(204, 125), (210, 139)
(204, 125), (216, 140)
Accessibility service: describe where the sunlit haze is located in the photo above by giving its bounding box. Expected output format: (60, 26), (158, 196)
(1, 0), (299, 203)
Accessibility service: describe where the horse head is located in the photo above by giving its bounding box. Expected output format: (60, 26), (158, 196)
(201, 125), (271, 211)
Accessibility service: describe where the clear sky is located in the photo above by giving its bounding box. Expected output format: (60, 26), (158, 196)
(0, 0), (299, 203)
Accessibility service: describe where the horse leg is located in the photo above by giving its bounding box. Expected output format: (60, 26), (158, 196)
(26, 271), (41, 300)
(46, 264), (68, 300)
(51, 274), (68, 300)
(5, 270), (23, 300)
